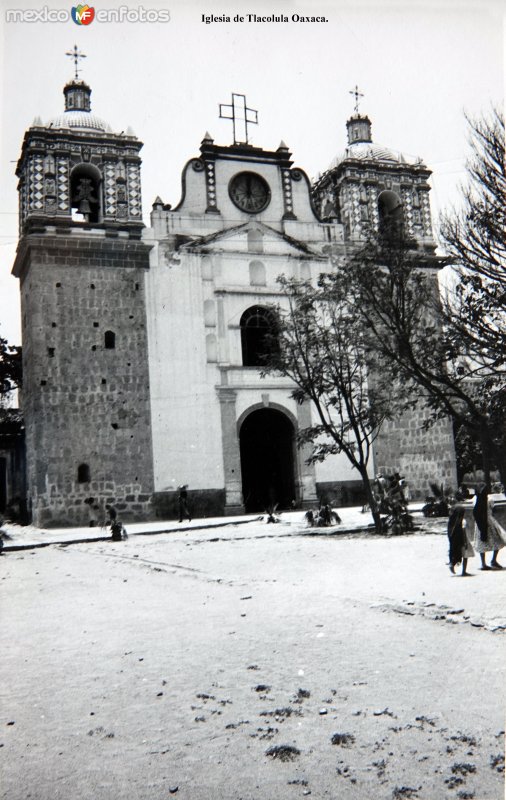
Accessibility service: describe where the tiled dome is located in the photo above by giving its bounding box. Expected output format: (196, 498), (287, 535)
(46, 111), (112, 133)
(327, 141), (423, 171)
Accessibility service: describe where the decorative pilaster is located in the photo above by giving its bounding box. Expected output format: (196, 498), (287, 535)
(218, 387), (244, 513)
(296, 401), (318, 507)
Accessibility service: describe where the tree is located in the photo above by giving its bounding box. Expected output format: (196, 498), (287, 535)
(439, 107), (506, 482)
(439, 108), (505, 382)
(0, 335), (22, 409)
(441, 107), (505, 288)
(263, 274), (411, 533)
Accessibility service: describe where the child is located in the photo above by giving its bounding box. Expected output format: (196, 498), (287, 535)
(447, 503), (474, 576)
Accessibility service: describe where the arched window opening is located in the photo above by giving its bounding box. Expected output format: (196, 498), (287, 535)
(378, 190), (404, 240)
(249, 260), (266, 287)
(77, 463), (90, 483)
(104, 330), (116, 349)
(70, 164), (101, 224)
(240, 306), (279, 367)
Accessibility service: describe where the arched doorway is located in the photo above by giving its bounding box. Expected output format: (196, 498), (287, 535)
(239, 408), (296, 512)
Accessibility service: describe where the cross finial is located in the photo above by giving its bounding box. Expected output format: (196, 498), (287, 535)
(66, 45), (87, 80)
(349, 84), (364, 114)
(219, 93), (258, 145)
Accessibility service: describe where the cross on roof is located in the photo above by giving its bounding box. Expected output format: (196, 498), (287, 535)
(219, 93), (258, 145)
(349, 84), (364, 114)
(66, 45), (87, 80)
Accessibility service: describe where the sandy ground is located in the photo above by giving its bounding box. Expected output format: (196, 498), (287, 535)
(1, 513), (505, 800)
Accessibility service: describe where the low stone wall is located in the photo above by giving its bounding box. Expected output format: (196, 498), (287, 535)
(151, 489), (226, 521)
(33, 486), (153, 528)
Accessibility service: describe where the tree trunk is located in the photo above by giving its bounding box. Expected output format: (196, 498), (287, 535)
(480, 425), (492, 489)
(357, 465), (382, 534)
(481, 427), (506, 489)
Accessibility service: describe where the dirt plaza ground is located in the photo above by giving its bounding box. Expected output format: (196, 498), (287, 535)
(1, 512), (505, 800)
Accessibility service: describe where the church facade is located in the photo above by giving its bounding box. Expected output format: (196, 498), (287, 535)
(12, 78), (457, 526)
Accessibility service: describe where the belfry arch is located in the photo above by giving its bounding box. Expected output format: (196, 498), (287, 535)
(238, 406), (297, 512)
(70, 163), (102, 223)
(378, 189), (403, 239)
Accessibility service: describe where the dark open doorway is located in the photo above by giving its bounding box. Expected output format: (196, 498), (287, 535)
(239, 408), (296, 512)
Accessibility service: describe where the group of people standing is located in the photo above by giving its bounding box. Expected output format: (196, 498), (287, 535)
(447, 484), (506, 576)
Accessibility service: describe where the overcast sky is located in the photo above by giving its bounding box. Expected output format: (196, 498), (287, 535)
(0, 0), (504, 344)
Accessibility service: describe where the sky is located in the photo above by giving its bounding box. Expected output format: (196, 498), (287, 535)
(0, 0), (504, 344)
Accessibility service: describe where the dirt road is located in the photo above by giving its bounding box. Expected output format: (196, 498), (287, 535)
(1, 520), (504, 799)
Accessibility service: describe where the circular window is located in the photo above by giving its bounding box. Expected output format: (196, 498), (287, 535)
(229, 172), (271, 213)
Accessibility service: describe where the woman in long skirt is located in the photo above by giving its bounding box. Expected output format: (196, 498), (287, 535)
(448, 505), (474, 576)
(473, 484), (506, 570)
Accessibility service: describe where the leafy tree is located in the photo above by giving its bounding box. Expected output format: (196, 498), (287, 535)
(340, 214), (505, 486)
(320, 109), (506, 489)
(263, 275), (411, 533)
(439, 107), (505, 483)
(0, 335), (22, 406)
(438, 108), (505, 380)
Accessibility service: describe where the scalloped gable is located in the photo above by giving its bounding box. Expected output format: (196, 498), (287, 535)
(179, 220), (318, 256)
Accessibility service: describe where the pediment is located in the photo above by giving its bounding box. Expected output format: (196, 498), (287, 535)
(179, 221), (317, 257)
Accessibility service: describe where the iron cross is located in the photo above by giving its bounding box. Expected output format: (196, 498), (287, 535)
(349, 85), (364, 114)
(66, 45), (87, 80)
(219, 93), (258, 145)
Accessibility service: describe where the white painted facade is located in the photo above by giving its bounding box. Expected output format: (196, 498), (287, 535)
(143, 136), (356, 511)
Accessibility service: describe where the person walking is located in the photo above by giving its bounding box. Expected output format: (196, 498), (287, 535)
(447, 501), (474, 576)
(472, 484), (506, 570)
(178, 485), (191, 523)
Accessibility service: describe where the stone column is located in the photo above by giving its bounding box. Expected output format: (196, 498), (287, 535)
(296, 401), (318, 508)
(218, 387), (244, 514)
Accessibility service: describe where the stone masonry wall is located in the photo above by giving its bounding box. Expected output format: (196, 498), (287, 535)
(374, 403), (458, 500)
(16, 234), (155, 527)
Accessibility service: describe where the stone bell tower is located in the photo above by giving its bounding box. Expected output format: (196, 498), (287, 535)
(312, 91), (457, 495)
(12, 50), (154, 527)
(313, 102), (436, 252)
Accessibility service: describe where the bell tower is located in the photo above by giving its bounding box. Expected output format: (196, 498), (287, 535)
(12, 49), (154, 527)
(313, 89), (436, 252)
(312, 89), (457, 496)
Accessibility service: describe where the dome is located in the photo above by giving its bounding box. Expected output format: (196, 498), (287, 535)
(327, 141), (423, 171)
(46, 110), (112, 133)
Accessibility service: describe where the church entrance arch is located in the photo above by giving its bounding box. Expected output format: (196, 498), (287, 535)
(239, 407), (296, 513)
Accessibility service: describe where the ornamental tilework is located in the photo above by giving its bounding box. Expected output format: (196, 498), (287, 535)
(350, 184), (361, 231)
(57, 159), (69, 213)
(205, 162), (217, 209)
(282, 169), (293, 215)
(104, 162), (117, 217)
(401, 187), (413, 237)
(421, 193), (432, 237)
(127, 163), (141, 218)
(19, 181), (27, 234)
(31, 156), (44, 211)
(367, 185), (379, 232)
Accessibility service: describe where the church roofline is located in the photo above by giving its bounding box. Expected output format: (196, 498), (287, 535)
(312, 156), (432, 193)
(15, 126), (143, 178)
(199, 139), (293, 167)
